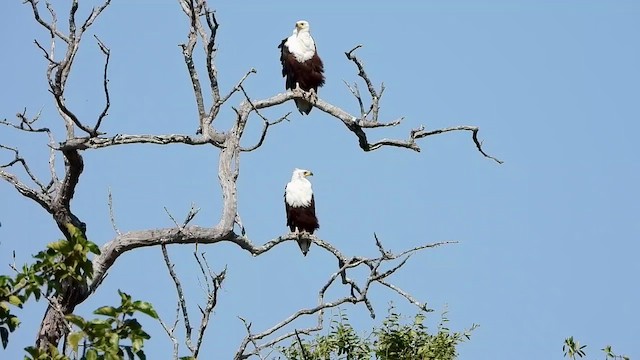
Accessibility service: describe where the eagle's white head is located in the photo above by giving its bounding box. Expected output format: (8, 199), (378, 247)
(291, 168), (313, 181)
(294, 20), (310, 35)
(285, 20), (316, 62)
(286, 168), (314, 207)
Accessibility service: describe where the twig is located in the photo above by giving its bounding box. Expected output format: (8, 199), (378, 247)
(0, 144), (47, 191)
(157, 306), (181, 359)
(24, 0), (70, 43)
(413, 125), (503, 164)
(93, 35), (111, 133)
(295, 330), (310, 360)
(107, 188), (121, 236)
(191, 252), (224, 358)
(160, 244), (195, 353)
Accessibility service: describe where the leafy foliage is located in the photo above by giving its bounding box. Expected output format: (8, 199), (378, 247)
(0, 224), (98, 349)
(563, 337), (630, 360)
(0, 224), (157, 359)
(60, 290), (158, 360)
(278, 307), (477, 360)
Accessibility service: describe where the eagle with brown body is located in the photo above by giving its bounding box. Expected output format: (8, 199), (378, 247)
(278, 20), (325, 115)
(284, 168), (319, 256)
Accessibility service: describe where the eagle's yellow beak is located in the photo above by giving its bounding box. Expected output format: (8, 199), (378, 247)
(295, 22), (303, 29)
(304, 171), (313, 177)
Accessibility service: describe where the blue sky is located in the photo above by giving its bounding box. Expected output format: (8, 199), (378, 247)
(1, 0), (639, 359)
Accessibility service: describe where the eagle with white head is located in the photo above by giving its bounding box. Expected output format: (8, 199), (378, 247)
(284, 168), (319, 256)
(278, 20), (325, 115)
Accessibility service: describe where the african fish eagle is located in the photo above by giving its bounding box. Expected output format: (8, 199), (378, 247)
(278, 20), (325, 115)
(284, 168), (319, 256)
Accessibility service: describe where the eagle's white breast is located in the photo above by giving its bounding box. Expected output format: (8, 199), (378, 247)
(285, 32), (316, 63)
(285, 178), (313, 207)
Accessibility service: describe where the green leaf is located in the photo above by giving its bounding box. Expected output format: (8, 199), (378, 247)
(67, 331), (84, 353)
(8, 315), (20, 331)
(65, 314), (86, 328)
(65, 223), (84, 239)
(118, 290), (131, 302)
(125, 346), (135, 360)
(86, 348), (98, 360)
(94, 306), (119, 317)
(133, 301), (159, 319)
(0, 326), (8, 349)
(8, 295), (22, 307)
(106, 350), (120, 360)
(87, 241), (101, 255)
(132, 337), (143, 353)
(47, 240), (69, 252)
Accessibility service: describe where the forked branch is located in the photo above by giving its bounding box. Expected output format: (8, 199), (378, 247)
(160, 242), (225, 359)
(233, 235), (455, 359)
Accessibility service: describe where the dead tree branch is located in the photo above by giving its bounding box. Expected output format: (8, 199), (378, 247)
(160, 243), (224, 359)
(192, 252), (224, 359)
(161, 244), (194, 353)
(233, 235), (454, 359)
(93, 35), (111, 134)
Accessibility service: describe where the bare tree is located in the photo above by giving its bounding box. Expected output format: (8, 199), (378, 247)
(0, 0), (501, 358)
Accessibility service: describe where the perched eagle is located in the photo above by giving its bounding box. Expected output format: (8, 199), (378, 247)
(284, 168), (319, 256)
(278, 20), (325, 115)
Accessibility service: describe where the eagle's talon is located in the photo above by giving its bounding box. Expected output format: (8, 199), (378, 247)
(308, 89), (318, 104)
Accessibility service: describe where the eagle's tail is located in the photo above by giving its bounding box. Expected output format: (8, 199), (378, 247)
(297, 237), (312, 256)
(294, 99), (313, 115)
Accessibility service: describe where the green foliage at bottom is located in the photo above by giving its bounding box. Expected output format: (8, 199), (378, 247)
(563, 337), (630, 360)
(278, 307), (477, 360)
(0, 224), (157, 359)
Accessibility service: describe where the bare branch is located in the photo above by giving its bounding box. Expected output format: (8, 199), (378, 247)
(203, 6), (220, 107)
(79, 0), (112, 35)
(413, 125), (504, 164)
(192, 252), (224, 358)
(179, 0), (207, 132)
(58, 133), (223, 151)
(239, 88), (501, 161)
(233, 234), (450, 359)
(0, 144), (47, 191)
(157, 305), (181, 360)
(46, 130), (59, 190)
(56, 149), (83, 211)
(216, 68), (257, 112)
(379, 280), (431, 312)
(107, 188), (121, 236)
(295, 330), (310, 360)
(236, 82), (290, 152)
(161, 244), (195, 353)
(240, 112), (289, 152)
(238, 318), (265, 360)
(0, 168), (52, 211)
(343, 80), (365, 118)
(182, 204), (200, 227)
(24, 0), (70, 43)
(345, 45), (378, 100)
(93, 35), (111, 133)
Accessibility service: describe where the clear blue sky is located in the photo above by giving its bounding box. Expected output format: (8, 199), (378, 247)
(1, 0), (639, 358)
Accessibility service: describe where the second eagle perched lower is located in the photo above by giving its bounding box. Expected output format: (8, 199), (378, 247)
(278, 20), (325, 115)
(284, 168), (319, 256)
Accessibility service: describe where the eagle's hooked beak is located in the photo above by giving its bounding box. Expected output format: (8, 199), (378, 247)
(304, 171), (314, 177)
